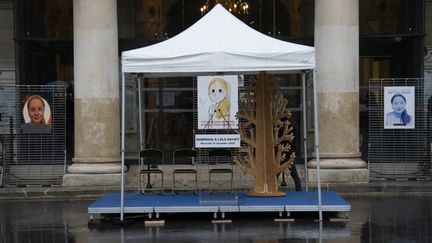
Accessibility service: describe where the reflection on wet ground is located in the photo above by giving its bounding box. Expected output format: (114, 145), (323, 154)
(0, 195), (431, 243)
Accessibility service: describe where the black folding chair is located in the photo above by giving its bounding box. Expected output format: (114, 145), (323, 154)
(208, 149), (233, 191)
(138, 149), (164, 193)
(172, 148), (198, 192)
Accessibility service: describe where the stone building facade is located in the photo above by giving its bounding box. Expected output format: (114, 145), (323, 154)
(0, 0), (430, 187)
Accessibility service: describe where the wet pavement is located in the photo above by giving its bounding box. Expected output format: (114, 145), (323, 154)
(0, 195), (431, 243)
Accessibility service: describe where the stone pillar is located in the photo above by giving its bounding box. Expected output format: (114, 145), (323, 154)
(63, 0), (121, 187)
(309, 0), (368, 183)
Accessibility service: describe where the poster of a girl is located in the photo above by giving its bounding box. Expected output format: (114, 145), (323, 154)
(207, 77), (231, 129)
(23, 95), (52, 126)
(385, 93), (413, 127)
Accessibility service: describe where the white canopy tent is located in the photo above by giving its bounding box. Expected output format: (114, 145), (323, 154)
(120, 4), (322, 221)
(122, 5), (315, 74)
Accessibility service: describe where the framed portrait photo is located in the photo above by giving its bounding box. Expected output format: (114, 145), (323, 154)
(383, 86), (415, 129)
(22, 94), (52, 133)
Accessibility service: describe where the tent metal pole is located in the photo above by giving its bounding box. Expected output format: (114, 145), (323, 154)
(138, 77), (144, 194)
(138, 77), (143, 151)
(120, 72), (126, 221)
(312, 70), (322, 221)
(138, 76), (146, 193)
(301, 71), (308, 192)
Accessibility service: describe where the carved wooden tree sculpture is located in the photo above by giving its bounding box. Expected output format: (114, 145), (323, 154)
(235, 72), (296, 196)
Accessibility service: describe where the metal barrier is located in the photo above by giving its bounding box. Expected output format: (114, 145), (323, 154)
(0, 85), (67, 186)
(369, 78), (431, 180)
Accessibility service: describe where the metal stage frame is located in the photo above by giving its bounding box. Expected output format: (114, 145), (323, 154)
(88, 191), (350, 219)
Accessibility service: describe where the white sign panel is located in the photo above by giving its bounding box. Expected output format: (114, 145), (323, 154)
(384, 86), (415, 129)
(195, 134), (240, 148)
(197, 75), (238, 129)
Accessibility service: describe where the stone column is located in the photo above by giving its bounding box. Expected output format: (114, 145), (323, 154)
(309, 0), (368, 183)
(63, 0), (121, 187)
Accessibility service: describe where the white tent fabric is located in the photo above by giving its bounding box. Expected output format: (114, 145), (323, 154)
(122, 4), (315, 74)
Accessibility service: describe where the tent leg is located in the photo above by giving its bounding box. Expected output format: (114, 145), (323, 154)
(302, 71), (308, 192)
(312, 70), (322, 222)
(138, 77), (144, 151)
(121, 73), (126, 221)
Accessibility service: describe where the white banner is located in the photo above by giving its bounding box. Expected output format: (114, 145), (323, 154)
(197, 75), (238, 129)
(195, 134), (240, 148)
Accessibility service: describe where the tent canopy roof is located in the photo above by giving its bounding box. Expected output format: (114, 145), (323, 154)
(121, 4), (315, 75)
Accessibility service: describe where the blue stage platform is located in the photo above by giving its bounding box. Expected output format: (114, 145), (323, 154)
(88, 191), (350, 218)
